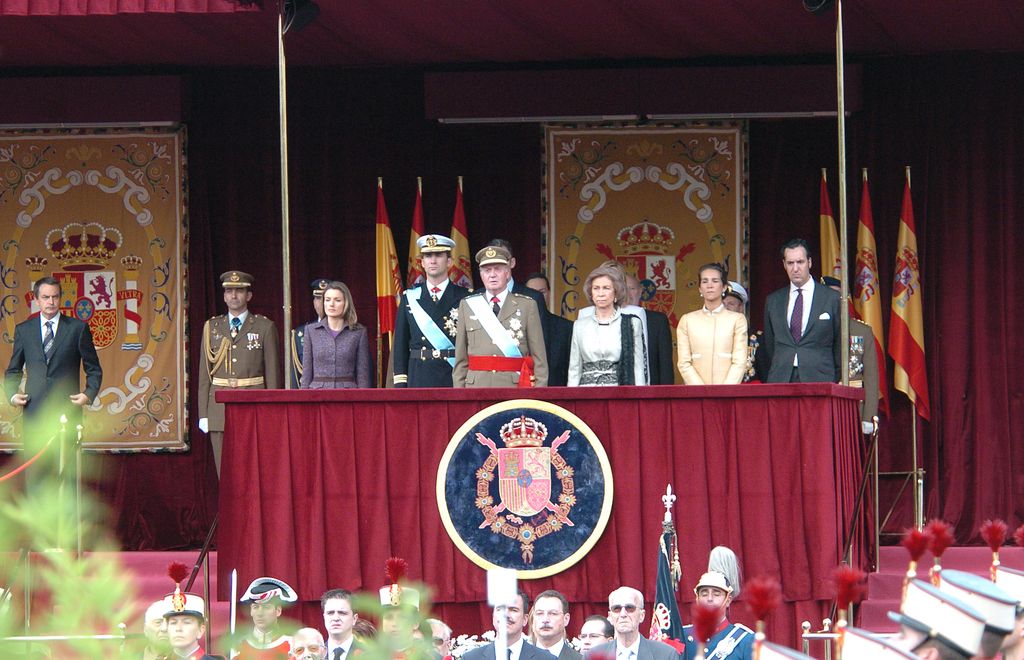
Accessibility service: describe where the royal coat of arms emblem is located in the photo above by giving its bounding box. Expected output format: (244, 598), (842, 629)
(437, 400), (613, 578)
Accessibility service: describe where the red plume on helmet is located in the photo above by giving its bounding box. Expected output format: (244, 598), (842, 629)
(167, 561), (190, 611)
(899, 528), (931, 598)
(831, 565), (866, 627)
(1013, 523), (1024, 549)
(924, 519), (954, 586)
(385, 557), (408, 584)
(690, 601), (721, 659)
(981, 519), (1008, 581)
(744, 576), (781, 636)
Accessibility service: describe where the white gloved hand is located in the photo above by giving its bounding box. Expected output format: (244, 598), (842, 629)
(198, 417), (209, 433)
(861, 420), (876, 435)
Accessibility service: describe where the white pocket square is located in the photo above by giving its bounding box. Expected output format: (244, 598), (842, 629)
(818, 312), (831, 320)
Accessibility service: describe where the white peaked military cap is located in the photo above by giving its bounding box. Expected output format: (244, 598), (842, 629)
(887, 579), (985, 657)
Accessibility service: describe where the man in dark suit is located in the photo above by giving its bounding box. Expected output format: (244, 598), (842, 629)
(5, 276), (102, 439)
(625, 274), (675, 385)
(394, 235), (470, 388)
(532, 590), (582, 660)
(762, 239), (841, 383)
(322, 589), (362, 660)
(463, 590), (550, 660)
(592, 587), (679, 660)
(525, 273), (573, 387)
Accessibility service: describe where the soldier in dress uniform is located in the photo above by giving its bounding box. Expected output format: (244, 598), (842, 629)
(393, 235), (469, 388)
(198, 271), (281, 475)
(161, 567), (209, 660)
(235, 577), (297, 658)
(453, 245), (548, 388)
(290, 279), (330, 388)
(681, 572), (753, 660)
(723, 282), (767, 383)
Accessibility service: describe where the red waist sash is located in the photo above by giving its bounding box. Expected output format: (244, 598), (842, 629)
(467, 355), (535, 388)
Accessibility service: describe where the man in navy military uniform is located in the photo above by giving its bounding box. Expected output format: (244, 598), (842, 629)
(393, 235), (469, 388)
(682, 572), (753, 660)
(290, 278), (329, 388)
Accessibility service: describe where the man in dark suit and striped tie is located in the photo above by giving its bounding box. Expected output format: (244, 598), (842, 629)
(5, 276), (102, 439)
(762, 239), (841, 383)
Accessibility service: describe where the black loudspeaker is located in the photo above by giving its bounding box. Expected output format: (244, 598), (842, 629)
(283, 0), (320, 33)
(802, 0), (835, 14)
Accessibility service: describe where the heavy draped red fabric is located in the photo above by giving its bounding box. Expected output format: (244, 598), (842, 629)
(217, 384), (864, 646)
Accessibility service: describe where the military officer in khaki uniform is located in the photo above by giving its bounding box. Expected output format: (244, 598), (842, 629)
(453, 245), (547, 388)
(198, 271), (281, 474)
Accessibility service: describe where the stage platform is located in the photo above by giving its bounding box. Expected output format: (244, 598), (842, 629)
(857, 545), (1024, 632)
(217, 383), (867, 646)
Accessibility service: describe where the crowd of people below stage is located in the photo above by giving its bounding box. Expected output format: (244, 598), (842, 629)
(131, 542), (1024, 660)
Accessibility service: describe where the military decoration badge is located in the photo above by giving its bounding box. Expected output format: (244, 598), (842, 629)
(437, 400), (613, 578)
(444, 308), (459, 338)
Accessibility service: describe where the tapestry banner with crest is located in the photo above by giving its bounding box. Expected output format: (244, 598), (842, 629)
(544, 124), (749, 380)
(0, 127), (188, 451)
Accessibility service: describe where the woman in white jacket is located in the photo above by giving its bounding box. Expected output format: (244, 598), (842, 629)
(676, 263), (748, 385)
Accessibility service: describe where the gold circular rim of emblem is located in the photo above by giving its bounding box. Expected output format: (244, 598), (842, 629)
(435, 399), (614, 579)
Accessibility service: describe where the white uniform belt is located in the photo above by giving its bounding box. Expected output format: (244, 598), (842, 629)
(212, 376), (264, 387)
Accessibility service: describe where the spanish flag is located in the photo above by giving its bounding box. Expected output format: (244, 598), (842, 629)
(853, 169), (889, 415)
(407, 177), (426, 288)
(448, 176), (473, 290)
(819, 169), (843, 281)
(375, 178), (402, 334)
(888, 168), (930, 420)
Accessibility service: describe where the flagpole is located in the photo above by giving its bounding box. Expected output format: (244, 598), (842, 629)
(905, 164), (924, 530)
(835, 0), (850, 386)
(278, 11), (294, 388)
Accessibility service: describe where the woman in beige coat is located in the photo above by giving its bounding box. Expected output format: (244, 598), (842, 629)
(676, 263), (748, 385)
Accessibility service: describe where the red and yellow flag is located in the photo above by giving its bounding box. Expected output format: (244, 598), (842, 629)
(888, 168), (930, 420)
(375, 178), (402, 334)
(407, 177), (426, 287)
(853, 169), (889, 415)
(819, 169), (843, 281)
(448, 176), (473, 290)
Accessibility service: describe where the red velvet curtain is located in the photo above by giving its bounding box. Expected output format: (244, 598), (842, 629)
(60, 54), (1023, 556)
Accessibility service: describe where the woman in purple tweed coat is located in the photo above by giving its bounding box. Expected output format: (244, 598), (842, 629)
(300, 281), (372, 388)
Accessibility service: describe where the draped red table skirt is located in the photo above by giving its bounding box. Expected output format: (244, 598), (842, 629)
(217, 384), (866, 646)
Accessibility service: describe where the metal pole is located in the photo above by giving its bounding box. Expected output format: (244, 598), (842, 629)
(912, 412), (922, 529)
(278, 11), (294, 388)
(76, 424), (83, 555)
(873, 416), (880, 568)
(835, 0), (850, 386)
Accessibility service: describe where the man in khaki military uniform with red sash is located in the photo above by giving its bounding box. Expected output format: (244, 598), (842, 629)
(198, 271), (280, 475)
(453, 246), (547, 388)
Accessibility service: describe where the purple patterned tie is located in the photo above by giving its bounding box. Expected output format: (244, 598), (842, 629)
(43, 320), (55, 363)
(789, 287), (803, 342)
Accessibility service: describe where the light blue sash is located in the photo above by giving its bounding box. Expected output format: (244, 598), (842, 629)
(466, 295), (522, 358)
(405, 289), (456, 368)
